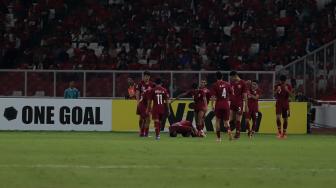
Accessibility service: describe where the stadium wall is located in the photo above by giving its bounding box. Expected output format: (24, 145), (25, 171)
(112, 100), (307, 134)
(0, 98), (307, 133)
(0, 98), (112, 131)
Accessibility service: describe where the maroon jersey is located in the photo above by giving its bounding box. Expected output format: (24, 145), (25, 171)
(248, 88), (261, 112)
(147, 85), (169, 114)
(136, 80), (155, 105)
(187, 89), (207, 110)
(211, 80), (232, 109)
(172, 120), (192, 127)
(230, 79), (247, 105)
(201, 87), (211, 103)
(274, 83), (292, 105)
(169, 120), (197, 137)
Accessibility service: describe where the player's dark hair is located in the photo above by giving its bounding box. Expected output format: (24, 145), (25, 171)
(229, 70), (238, 77)
(280, 75), (287, 82)
(155, 78), (162, 85)
(144, 71), (150, 76)
(216, 71), (222, 80)
(192, 83), (198, 89)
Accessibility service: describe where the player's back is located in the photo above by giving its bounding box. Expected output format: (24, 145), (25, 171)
(212, 80), (231, 100)
(150, 85), (169, 108)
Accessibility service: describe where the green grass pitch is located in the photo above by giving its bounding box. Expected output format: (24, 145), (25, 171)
(0, 132), (335, 188)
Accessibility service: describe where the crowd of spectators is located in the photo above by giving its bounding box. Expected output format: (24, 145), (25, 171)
(1, 0), (336, 71)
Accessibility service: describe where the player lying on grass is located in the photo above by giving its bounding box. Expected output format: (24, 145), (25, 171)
(245, 80), (261, 138)
(173, 83), (208, 137)
(169, 120), (200, 137)
(147, 78), (170, 140)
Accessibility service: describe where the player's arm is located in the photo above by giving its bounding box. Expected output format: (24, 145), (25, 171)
(135, 88), (141, 105)
(166, 98), (171, 115)
(203, 94), (208, 110)
(146, 91), (152, 115)
(284, 85), (292, 94)
(243, 92), (248, 112)
(250, 92), (259, 100)
(243, 83), (248, 112)
(274, 85), (280, 97)
(165, 91), (171, 115)
(170, 90), (190, 104)
(175, 90), (190, 99)
(147, 99), (152, 115)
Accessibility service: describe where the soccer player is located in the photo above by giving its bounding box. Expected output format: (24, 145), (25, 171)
(274, 75), (292, 139)
(200, 79), (211, 104)
(174, 83), (208, 137)
(135, 71), (154, 137)
(169, 120), (199, 137)
(229, 71), (248, 139)
(211, 71), (233, 141)
(147, 78), (170, 140)
(245, 80), (260, 138)
(64, 81), (80, 99)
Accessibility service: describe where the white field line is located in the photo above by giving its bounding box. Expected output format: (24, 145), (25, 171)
(0, 164), (335, 172)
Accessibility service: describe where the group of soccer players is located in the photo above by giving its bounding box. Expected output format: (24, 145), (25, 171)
(135, 71), (292, 141)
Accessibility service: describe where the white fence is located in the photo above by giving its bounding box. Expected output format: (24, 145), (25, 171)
(0, 70), (276, 99)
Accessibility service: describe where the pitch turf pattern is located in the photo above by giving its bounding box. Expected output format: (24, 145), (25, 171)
(0, 132), (335, 188)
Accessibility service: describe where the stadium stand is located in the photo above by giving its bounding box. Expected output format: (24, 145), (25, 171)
(1, 0), (336, 71)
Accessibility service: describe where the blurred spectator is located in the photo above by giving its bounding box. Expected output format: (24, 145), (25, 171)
(0, 0), (336, 71)
(126, 77), (136, 99)
(64, 81), (80, 99)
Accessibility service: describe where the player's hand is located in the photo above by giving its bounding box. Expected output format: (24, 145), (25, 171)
(167, 110), (171, 116)
(284, 85), (290, 92)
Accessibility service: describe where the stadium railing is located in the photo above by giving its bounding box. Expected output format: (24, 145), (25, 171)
(0, 70), (276, 99)
(276, 39), (336, 100)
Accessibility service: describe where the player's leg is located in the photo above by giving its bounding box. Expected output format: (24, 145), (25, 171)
(152, 111), (161, 140)
(224, 109), (232, 140)
(137, 103), (147, 137)
(281, 108), (289, 138)
(276, 104), (282, 138)
(276, 114), (282, 138)
(251, 111), (258, 136)
(235, 105), (243, 139)
(144, 116), (150, 137)
(229, 110), (236, 130)
(197, 110), (206, 137)
(139, 115), (148, 137)
(214, 109), (222, 141)
(245, 111), (252, 137)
